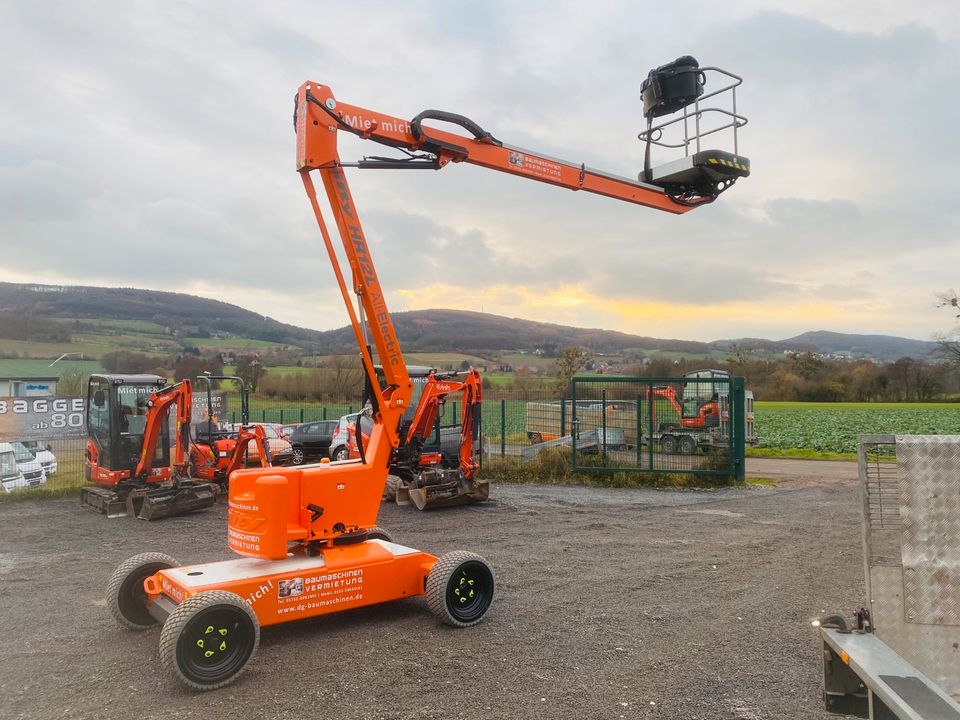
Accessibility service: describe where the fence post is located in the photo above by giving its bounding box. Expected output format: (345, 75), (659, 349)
(647, 381), (654, 471)
(261, 408), (265, 423)
(571, 379), (577, 470)
(279, 408), (284, 424)
(601, 387), (607, 456)
(300, 407), (304, 423)
(560, 399), (566, 438)
(733, 376), (746, 483)
(231, 410), (236, 424)
(500, 399), (506, 458)
(322, 407), (327, 421)
(636, 392), (642, 467)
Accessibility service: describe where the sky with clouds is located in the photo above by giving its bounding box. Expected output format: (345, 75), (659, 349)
(1, 1), (958, 342)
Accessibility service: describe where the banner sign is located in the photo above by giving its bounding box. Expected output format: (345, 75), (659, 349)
(0, 397), (86, 439)
(0, 392), (230, 441)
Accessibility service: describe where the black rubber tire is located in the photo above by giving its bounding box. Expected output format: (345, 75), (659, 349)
(528, 432), (543, 443)
(382, 474), (401, 501)
(159, 590), (259, 691)
(678, 435), (697, 456)
(426, 551), (495, 628)
(660, 435), (678, 455)
(107, 552), (179, 631)
(332, 446), (349, 461)
(367, 526), (393, 542)
(291, 447), (305, 465)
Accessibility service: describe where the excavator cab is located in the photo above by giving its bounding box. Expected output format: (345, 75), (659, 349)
(85, 374), (171, 486)
(639, 57), (749, 203)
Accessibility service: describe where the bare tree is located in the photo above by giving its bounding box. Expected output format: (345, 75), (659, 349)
(936, 290), (960, 364)
(552, 346), (591, 394)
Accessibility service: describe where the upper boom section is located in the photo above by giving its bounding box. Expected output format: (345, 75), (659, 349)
(295, 83), (704, 214)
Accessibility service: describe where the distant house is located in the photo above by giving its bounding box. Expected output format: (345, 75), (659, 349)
(0, 378), (58, 397)
(0, 359), (101, 397)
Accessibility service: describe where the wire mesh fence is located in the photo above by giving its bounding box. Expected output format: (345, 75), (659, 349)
(0, 376), (748, 495)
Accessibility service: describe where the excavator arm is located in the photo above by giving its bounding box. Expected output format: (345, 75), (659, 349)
(134, 380), (192, 480)
(403, 369), (482, 480)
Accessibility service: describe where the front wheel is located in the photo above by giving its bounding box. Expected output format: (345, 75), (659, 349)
(159, 590), (259, 691)
(426, 551), (495, 628)
(291, 447), (305, 465)
(107, 552), (179, 630)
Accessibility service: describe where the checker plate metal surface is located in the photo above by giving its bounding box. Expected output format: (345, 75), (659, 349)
(857, 435), (960, 698)
(870, 565), (960, 697)
(896, 435), (960, 627)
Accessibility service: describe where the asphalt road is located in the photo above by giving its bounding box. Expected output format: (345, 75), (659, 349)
(0, 460), (863, 719)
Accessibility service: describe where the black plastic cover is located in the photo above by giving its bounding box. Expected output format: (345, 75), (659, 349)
(641, 56), (704, 119)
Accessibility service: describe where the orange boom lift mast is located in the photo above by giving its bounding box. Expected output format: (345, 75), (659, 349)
(108, 58), (749, 690)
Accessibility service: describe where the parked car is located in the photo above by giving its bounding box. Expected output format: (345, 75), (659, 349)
(0, 442), (27, 493)
(19, 440), (57, 475)
(329, 413), (360, 461)
(279, 423), (301, 440)
(225, 423), (294, 466)
(287, 420), (338, 464)
(9, 442), (47, 490)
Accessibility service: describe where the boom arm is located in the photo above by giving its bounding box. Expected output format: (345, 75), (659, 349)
(295, 84), (705, 213)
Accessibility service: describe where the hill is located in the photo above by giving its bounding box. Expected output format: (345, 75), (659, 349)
(715, 330), (940, 363)
(311, 308), (711, 356)
(0, 283), (941, 362)
(0, 282), (327, 349)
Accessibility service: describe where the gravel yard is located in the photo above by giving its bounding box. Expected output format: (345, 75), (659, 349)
(0, 460), (863, 719)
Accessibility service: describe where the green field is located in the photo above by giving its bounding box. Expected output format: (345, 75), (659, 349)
(754, 401), (960, 454)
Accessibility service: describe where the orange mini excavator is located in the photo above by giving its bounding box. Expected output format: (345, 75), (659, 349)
(189, 374), (272, 485)
(83, 375), (219, 519)
(378, 368), (486, 510)
(107, 57), (749, 689)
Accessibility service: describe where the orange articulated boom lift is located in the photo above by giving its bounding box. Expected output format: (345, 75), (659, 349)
(107, 56), (749, 690)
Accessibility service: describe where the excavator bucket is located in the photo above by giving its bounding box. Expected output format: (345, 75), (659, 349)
(126, 480), (219, 520)
(402, 468), (490, 511)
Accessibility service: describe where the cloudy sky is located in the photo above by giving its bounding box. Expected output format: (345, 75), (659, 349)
(1, 1), (958, 342)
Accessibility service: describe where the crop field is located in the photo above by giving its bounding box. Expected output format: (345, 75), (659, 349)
(755, 402), (960, 454)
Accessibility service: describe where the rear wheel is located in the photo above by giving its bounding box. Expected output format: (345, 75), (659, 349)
(678, 435), (697, 456)
(528, 432), (543, 443)
(660, 434), (678, 455)
(333, 446), (349, 461)
(159, 590), (259, 691)
(382, 474), (401, 502)
(426, 551), (495, 628)
(291, 447), (305, 465)
(107, 552), (179, 630)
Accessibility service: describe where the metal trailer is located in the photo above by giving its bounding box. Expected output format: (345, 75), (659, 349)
(521, 427), (626, 460)
(819, 434), (960, 719)
(656, 390), (757, 455)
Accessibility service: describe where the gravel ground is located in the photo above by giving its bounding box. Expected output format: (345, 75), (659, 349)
(0, 460), (863, 720)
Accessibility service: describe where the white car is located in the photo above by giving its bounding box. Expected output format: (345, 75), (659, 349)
(0, 442), (26, 493)
(329, 412), (361, 462)
(19, 441), (57, 475)
(6, 442), (46, 491)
